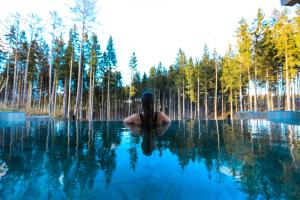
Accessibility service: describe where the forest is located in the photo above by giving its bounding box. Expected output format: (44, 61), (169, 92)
(0, 0), (300, 120)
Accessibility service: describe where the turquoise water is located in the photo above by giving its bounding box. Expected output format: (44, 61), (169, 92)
(0, 119), (300, 200)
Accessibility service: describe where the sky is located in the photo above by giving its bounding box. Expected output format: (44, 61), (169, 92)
(0, 0), (287, 85)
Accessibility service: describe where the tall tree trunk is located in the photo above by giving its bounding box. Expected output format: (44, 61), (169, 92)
(194, 102), (197, 119)
(168, 88), (172, 116)
(254, 64), (258, 111)
(52, 70), (57, 116)
(292, 79), (295, 111)
(221, 87), (224, 120)
(49, 63), (52, 114)
(266, 69), (271, 111)
(153, 88), (156, 111)
(75, 35), (84, 119)
(230, 88), (233, 120)
(205, 86), (208, 121)
(88, 66), (93, 121)
(23, 43), (31, 107)
(79, 64), (83, 119)
(285, 39), (291, 111)
(239, 65), (243, 111)
(17, 75), (21, 108)
(239, 85), (243, 111)
(277, 71), (281, 110)
(4, 54), (10, 106)
(190, 101), (192, 119)
(67, 56), (73, 119)
(39, 78), (42, 112)
(49, 43), (53, 115)
(214, 51), (218, 120)
(173, 94), (176, 120)
(107, 67), (111, 121)
(270, 90), (274, 111)
(248, 66), (252, 111)
(63, 77), (68, 119)
(128, 72), (131, 116)
(224, 95), (227, 116)
(27, 82), (32, 110)
(43, 91), (47, 112)
(235, 91), (238, 113)
(158, 89), (161, 111)
(101, 86), (104, 121)
(12, 49), (18, 105)
(92, 73), (94, 119)
(55, 79), (58, 117)
(197, 76), (200, 119)
(182, 81), (185, 119)
(177, 87), (181, 120)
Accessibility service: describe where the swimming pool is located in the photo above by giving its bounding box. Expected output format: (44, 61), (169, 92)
(0, 120), (299, 199)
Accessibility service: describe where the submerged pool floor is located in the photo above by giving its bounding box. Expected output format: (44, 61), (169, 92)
(0, 120), (299, 200)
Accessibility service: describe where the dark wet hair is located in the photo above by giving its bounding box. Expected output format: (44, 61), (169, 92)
(141, 92), (155, 127)
(141, 129), (155, 156)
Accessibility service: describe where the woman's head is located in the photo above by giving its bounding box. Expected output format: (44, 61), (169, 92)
(141, 92), (154, 116)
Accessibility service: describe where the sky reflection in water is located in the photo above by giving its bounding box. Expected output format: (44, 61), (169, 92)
(0, 119), (300, 199)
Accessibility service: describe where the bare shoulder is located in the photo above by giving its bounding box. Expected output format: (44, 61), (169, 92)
(157, 112), (171, 124)
(123, 113), (141, 125)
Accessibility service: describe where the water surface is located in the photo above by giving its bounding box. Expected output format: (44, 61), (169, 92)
(0, 119), (300, 200)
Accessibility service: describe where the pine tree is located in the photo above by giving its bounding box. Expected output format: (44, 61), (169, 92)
(106, 36), (117, 121)
(88, 33), (101, 120)
(70, 0), (98, 119)
(194, 59), (201, 119)
(53, 34), (65, 116)
(167, 65), (177, 119)
(5, 13), (21, 106)
(221, 44), (239, 119)
(199, 45), (214, 120)
(237, 18), (251, 111)
(175, 48), (187, 119)
(213, 48), (219, 119)
(23, 14), (43, 108)
(128, 52), (137, 115)
(35, 38), (50, 112)
(65, 28), (74, 118)
(185, 57), (196, 119)
(49, 11), (62, 115)
(259, 21), (278, 111)
(273, 9), (296, 111)
(251, 10), (265, 111)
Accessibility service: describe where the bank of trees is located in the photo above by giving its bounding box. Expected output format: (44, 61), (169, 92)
(0, 6), (300, 120)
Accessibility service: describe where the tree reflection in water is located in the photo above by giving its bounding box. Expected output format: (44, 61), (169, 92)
(0, 119), (299, 199)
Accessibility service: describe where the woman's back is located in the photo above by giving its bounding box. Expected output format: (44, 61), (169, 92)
(123, 111), (170, 126)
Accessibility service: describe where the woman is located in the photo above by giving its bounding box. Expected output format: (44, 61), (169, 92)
(123, 92), (171, 127)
